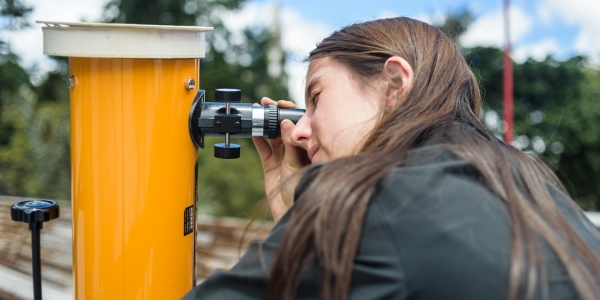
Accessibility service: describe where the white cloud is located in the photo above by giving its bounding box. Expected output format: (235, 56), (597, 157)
(545, 0), (600, 27)
(218, 2), (271, 31)
(535, 1), (554, 26)
(411, 10), (446, 26)
(575, 31), (600, 63)
(220, 1), (333, 105)
(460, 6), (533, 48)
(284, 60), (309, 107)
(512, 38), (559, 63)
(221, 1), (333, 57)
(280, 6), (333, 61)
(280, 7), (333, 105)
(544, 0), (600, 63)
(2, 0), (107, 73)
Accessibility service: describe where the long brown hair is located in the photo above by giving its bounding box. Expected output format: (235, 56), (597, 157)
(267, 17), (600, 300)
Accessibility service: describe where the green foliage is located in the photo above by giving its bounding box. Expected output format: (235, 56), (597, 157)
(196, 138), (266, 217)
(0, 0), (33, 29)
(0, 50), (28, 145)
(435, 8), (473, 44)
(0, 82), (70, 199)
(0, 0), (72, 200)
(465, 47), (600, 209)
(440, 12), (600, 210)
(558, 68), (600, 209)
(462, 47), (504, 110)
(102, 0), (243, 25)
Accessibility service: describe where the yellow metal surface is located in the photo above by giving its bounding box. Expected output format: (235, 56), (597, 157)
(70, 57), (198, 300)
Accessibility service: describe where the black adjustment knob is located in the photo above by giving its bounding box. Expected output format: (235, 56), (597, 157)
(215, 88), (241, 102)
(11, 200), (60, 225)
(214, 143), (241, 159)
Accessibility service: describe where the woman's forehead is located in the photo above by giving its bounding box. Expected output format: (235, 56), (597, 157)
(305, 58), (346, 94)
(306, 57), (349, 80)
(307, 57), (330, 76)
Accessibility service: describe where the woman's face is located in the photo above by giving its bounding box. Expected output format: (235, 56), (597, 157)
(291, 57), (384, 164)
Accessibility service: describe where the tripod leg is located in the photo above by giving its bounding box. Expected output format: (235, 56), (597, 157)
(31, 226), (42, 300)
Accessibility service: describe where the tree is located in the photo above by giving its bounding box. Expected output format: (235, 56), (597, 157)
(437, 12), (600, 210)
(0, 0), (71, 199)
(0, 0), (33, 145)
(435, 8), (473, 44)
(0, 83), (70, 199)
(0, 50), (27, 146)
(558, 67), (600, 210)
(467, 47), (597, 208)
(0, 0), (32, 30)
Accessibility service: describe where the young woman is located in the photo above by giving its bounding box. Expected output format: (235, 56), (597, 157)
(184, 17), (600, 300)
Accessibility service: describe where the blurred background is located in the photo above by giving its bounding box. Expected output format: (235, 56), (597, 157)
(0, 0), (599, 218)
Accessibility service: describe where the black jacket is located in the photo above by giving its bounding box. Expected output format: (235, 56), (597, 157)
(183, 145), (600, 300)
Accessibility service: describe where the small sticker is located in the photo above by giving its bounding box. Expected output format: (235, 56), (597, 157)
(184, 205), (194, 236)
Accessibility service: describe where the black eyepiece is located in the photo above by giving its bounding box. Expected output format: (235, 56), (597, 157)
(263, 105), (305, 139)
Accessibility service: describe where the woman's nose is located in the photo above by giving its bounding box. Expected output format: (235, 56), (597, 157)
(290, 114), (312, 149)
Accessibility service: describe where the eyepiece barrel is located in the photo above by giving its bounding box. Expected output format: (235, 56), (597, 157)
(279, 108), (305, 125)
(263, 105), (305, 139)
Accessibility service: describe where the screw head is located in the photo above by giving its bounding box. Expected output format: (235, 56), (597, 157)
(234, 122), (240, 128)
(216, 121), (221, 127)
(185, 78), (195, 90)
(66, 76), (76, 88)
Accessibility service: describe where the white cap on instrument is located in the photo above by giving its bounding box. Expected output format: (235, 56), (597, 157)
(37, 21), (213, 59)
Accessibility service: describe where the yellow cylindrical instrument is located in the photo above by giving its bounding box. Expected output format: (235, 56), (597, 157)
(40, 21), (212, 299)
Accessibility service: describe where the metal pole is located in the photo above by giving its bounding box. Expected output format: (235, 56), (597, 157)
(225, 102), (231, 147)
(30, 223), (43, 300)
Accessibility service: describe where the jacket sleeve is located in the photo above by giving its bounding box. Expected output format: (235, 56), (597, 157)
(181, 243), (269, 300)
(181, 210), (294, 300)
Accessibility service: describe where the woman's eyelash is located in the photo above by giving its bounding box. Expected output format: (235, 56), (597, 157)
(310, 93), (320, 106)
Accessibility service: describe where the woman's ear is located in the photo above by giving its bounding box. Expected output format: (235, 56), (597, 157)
(383, 56), (414, 106)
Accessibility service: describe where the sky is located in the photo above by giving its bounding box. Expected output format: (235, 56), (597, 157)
(2, 0), (600, 104)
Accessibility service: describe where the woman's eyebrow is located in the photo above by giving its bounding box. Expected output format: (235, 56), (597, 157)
(305, 76), (323, 103)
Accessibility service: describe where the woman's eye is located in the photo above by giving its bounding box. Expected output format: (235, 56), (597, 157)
(311, 93), (320, 107)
